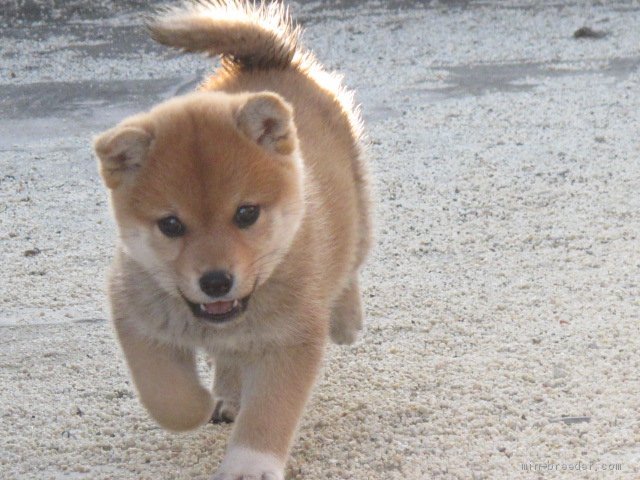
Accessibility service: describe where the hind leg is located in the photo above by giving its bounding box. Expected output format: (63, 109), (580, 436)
(330, 277), (364, 345)
(211, 354), (242, 424)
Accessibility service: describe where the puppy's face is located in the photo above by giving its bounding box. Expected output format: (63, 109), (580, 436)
(94, 92), (305, 324)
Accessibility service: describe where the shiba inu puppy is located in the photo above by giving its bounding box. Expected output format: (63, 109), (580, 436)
(93, 1), (371, 478)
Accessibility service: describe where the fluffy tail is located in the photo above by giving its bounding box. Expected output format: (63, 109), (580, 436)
(148, 0), (301, 70)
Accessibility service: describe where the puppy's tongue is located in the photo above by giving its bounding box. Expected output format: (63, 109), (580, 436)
(202, 300), (234, 315)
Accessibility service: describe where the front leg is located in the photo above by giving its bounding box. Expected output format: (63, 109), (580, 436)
(213, 341), (325, 480)
(113, 317), (214, 431)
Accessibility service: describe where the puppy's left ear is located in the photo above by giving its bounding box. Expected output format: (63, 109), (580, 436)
(93, 124), (153, 189)
(235, 92), (297, 155)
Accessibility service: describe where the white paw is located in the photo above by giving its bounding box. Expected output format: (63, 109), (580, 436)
(212, 446), (284, 480)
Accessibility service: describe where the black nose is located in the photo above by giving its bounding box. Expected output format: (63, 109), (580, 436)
(199, 270), (233, 297)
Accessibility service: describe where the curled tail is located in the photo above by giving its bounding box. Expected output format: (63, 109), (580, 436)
(148, 0), (301, 70)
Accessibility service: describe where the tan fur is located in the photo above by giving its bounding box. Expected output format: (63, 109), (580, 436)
(94, 1), (371, 478)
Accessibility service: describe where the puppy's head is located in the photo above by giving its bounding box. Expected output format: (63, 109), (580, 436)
(94, 91), (304, 324)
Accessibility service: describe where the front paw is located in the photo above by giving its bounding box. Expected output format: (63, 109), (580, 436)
(213, 446), (284, 480)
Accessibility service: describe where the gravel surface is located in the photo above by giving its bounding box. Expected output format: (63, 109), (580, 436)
(1, 1), (639, 479)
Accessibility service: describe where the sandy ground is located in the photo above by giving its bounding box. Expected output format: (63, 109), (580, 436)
(1, 1), (640, 479)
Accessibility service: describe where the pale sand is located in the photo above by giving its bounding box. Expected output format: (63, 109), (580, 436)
(1, 1), (639, 478)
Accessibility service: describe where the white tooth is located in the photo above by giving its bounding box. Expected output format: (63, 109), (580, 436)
(200, 304), (206, 312)
(233, 299), (239, 308)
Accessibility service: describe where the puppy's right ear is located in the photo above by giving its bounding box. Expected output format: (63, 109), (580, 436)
(93, 125), (153, 189)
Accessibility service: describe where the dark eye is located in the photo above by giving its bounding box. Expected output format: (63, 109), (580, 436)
(234, 205), (260, 228)
(157, 215), (186, 237)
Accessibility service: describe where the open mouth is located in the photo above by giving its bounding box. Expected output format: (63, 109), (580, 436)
(182, 294), (251, 323)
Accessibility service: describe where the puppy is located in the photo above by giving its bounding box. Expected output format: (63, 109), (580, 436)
(93, 1), (372, 478)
